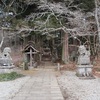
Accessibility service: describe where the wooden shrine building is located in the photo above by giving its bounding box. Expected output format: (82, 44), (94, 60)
(23, 41), (40, 68)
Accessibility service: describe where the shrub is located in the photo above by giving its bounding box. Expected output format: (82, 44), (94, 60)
(0, 72), (24, 82)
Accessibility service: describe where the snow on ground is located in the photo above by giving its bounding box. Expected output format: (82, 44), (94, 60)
(0, 76), (30, 100)
(58, 71), (100, 100)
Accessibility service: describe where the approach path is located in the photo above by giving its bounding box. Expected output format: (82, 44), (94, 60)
(10, 68), (64, 100)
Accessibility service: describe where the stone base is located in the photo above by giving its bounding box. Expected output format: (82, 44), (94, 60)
(76, 65), (93, 77)
(79, 76), (95, 79)
(0, 65), (15, 74)
(0, 69), (14, 73)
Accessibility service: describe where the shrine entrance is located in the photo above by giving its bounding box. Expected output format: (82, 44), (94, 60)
(22, 30), (64, 68)
(41, 33), (62, 64)
(40, 39), (54, 67)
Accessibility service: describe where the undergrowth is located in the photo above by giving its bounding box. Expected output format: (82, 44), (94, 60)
(0, 72), (24, 82)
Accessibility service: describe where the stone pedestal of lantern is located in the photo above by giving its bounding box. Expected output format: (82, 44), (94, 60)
(76, 45), (93, 77)
(0, 47), (15, 73)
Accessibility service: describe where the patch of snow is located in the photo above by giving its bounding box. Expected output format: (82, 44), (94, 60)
(0, 76), (30, 100)
(58, 71), (100, 100)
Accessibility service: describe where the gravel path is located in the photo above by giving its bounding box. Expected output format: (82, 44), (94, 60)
(0, 76), (30, 100)
(11, 69), (64, 100)
(57, 71), (100, 100)
(1, 70), (100, 100)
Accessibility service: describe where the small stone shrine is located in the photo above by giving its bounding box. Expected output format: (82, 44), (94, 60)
(76, 45), (93, 77)
(23, 42), (39, 70)
(0, 47), (15, 73)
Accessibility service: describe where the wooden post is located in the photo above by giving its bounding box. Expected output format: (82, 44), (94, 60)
(30, 48), (33, 68)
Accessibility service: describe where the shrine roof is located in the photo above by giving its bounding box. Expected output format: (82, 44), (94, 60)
(23, 41), (39, 53)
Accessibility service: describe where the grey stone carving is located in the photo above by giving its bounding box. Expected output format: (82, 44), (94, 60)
(0, 47), (14, 73)
(76, 45), (93, 77)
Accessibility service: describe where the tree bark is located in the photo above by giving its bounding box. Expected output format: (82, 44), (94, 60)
(62, 33), (69, 63)
(0, 30), (4, 52)
(95, 0), (100, 43)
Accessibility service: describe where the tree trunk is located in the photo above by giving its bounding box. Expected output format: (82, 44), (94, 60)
(95, 0), (100, 43)
(62, 33), (69, 63)
(0, 30), (4, 52)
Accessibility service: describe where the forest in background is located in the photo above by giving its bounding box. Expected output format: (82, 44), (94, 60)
(0, 0), (100, 65)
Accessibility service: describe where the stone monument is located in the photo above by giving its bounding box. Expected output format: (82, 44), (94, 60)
(76, 45), (93, 77)
(0, 47), (15, 73)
